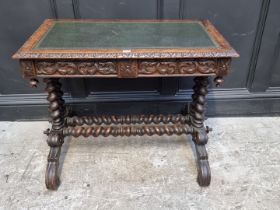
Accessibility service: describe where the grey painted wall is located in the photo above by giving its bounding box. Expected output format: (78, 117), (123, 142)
(0, 0), (279, 120)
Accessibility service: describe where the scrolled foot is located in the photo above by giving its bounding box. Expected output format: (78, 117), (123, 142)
(197, 159), (211, 186)
(45, 162), (60, 190)
(195, 144), (211, 187)
(45, 146), (61, 190)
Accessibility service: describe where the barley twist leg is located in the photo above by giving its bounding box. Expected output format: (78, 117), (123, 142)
(190, 76), (211, 187)
(44, 78), (65, 190)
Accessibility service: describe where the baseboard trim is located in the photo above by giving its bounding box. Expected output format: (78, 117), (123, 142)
(1, 87), (280, 120)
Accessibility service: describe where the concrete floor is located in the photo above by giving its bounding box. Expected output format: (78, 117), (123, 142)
(0, 117), (279, 210)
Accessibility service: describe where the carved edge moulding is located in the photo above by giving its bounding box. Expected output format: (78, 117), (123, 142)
(20, 58), (231, 79)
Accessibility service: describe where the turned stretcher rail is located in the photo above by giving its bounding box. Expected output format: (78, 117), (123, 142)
(65, 114), (190, 126)
(63, 124), (193, 137)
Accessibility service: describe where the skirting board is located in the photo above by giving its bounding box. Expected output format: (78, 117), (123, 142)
(0, 88), (280, 121)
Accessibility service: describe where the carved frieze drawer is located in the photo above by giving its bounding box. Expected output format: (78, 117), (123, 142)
(20, 59), (231, 78)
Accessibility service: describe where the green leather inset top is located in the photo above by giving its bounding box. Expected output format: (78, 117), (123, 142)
(35, 21), (218, 50)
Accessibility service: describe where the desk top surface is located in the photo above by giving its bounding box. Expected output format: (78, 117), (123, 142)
(13, 19), (238, 59)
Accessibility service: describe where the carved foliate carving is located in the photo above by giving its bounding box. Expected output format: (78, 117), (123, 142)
(178, 61), (197, 74)
(98, 62), (117, 74)
(139, 62), (157, 74)
(157, 62), (177, 74)
(30, 59), (231, 77)
(78, 62), (97, 75)
(56, 62), (76, 75)
(37, 62), (57, 75)
(138, 59), (226, 75)
(138, 61), (177, 74)
(197, 60), (216, 74)
(36, 61), (117, 75)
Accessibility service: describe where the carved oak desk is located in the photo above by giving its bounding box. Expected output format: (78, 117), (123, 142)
(13, 19), (238, 190)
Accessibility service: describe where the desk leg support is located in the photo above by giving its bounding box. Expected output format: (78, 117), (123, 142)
(190, 76), (211, 187)
(44, 78), (65, 190)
